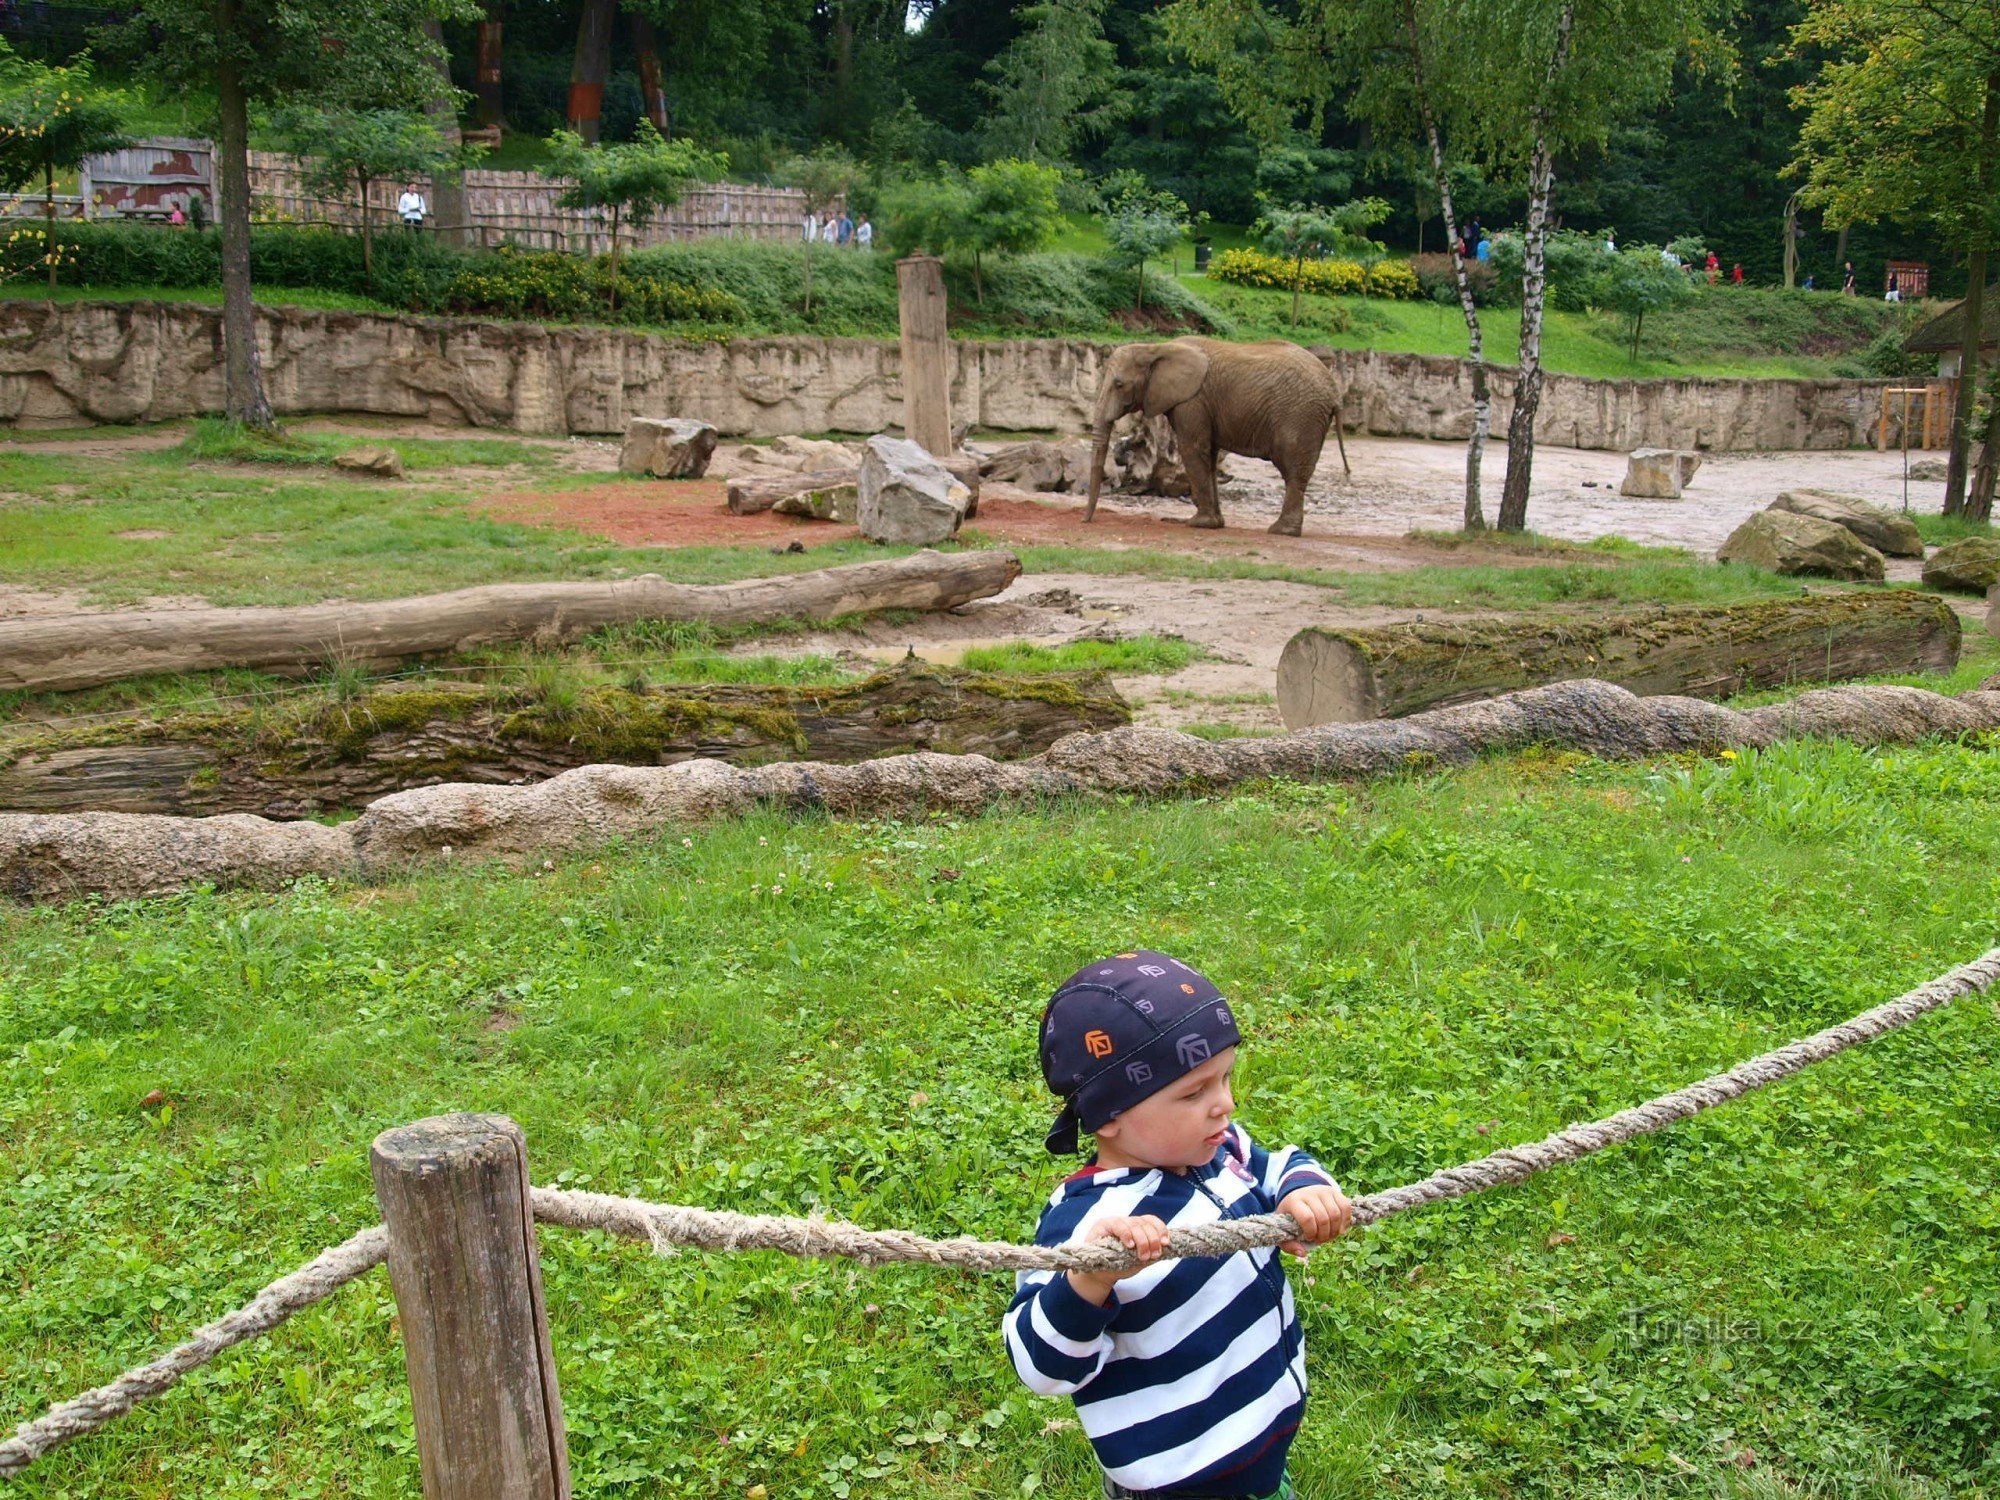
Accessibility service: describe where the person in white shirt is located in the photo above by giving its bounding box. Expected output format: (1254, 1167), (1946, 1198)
(855, 215), (873, 250)
(821, 216), (840, 243)
(397, 187), (427, 229)
(802, 211), (820, 242)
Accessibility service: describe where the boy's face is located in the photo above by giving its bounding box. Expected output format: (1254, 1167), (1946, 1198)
(1094, 1047), (1237, 1171)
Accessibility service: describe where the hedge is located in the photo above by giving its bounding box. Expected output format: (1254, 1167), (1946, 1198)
(1208, 246), (1419, 300)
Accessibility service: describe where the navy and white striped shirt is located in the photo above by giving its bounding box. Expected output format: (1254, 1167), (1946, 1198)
(1002, 1124), (1338, 1496)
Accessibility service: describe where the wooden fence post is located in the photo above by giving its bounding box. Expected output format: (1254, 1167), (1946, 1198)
(897, 253), (953, 457)
(371, 1113), (571, 1500)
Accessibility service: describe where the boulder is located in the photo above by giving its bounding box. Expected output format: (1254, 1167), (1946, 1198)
(1618, 447), (1699, 499)
(858, 435), (972, 544)
(1908, 457), (1948, 482)
(770, 477), (858, 521)
(1769, 489), (1924, 558)
(618, 417), (718, 478)
(1717, 510), (1886, 581)
(940, 453), (982, 519)
(1922, 536), (2000, 594)
(333, 444), (404, 479)
(769, 434), (858, 469)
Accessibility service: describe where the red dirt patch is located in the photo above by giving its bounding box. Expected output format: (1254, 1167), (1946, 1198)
(475, 479), (860, 549)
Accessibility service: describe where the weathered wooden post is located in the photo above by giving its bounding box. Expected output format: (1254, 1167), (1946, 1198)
(371, 1113), (570, 1500)
(897, 253), (952, 457)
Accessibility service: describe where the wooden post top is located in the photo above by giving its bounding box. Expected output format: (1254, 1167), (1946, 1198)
(372, 1112), (525, 1173)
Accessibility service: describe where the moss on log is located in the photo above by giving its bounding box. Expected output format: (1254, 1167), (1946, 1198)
(0, 662), (1128, 817)
(1277, 592), (1961, 728)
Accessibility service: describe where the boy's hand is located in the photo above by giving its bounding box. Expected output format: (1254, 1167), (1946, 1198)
(1066, 1214), (1171, 1305)
(1277, 1184), (1353, 1258)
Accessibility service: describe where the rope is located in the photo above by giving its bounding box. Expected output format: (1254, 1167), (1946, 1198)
(0, 1228), (388, 1479)
(4, 946), (1996, 1477)
(529, 944), (2000, 1269)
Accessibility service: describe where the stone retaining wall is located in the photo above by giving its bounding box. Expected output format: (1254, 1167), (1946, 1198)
(0, 299), (1892, 451)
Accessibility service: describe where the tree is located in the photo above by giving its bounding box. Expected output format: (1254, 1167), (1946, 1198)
(546, 122), (724, 312)
(108, 0), (475, 430)
(1257, 196), (1388, 326)
(780, 146), (859, 318)
(1165, 0), (1716, 530)
(0, 46), (130, 293)
(1791, 0), (2000, 519)
(1100, 176), (1190, 310)
(983, 0), (1122, 163)
(1598, 243), (1696, 358)
(964, 156), (1065, 300)
(276, 106), (464, 287)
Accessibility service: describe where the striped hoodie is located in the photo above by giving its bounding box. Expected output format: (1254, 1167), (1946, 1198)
(1001, 1124), (1338, 1496)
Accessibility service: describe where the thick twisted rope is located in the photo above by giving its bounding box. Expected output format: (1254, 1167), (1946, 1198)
(530, 945), (2000, 1269)
(5, 946), (1996, 1478)
(0, 1227), (388, 1478)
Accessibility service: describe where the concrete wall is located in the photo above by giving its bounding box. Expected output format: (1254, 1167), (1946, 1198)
(0, 299), (1894, 451)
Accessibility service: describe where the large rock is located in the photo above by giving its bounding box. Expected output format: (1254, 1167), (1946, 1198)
(1769, 489), (1924, 558)
(1922, 536), (2000, 594)
(940, 453), (982, 519)
(333, 444), (404, 478)
(771, 477), (858, 521)
(1908, 457), (1949, 482)
(857, 435), (972, 544)
(619, 417), (718, 478)
(978, 440), (1069, 492)
(768, 434), (858, 469)
(1718, 510), (1886, 580)
(1619, 447), (1701, 499)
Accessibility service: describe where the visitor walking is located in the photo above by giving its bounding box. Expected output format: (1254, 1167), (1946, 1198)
(835, 209), (854, 246)
(1731, 262), (1744, 285)
(1842, 261), (1857, 295)
(397, 186), (427, 231)
(802, 210), (820, 243)
(1886, 271), (1902, 303)
(1705, 250), (1720, 285)
(855, 214), (873, 251)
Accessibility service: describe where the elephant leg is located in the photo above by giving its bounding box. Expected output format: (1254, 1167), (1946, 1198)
(1175, 410), (1224, 528)
(1269, 444), (1320, 537)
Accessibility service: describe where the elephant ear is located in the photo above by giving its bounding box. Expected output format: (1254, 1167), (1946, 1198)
(1141, 342), (1209, 417)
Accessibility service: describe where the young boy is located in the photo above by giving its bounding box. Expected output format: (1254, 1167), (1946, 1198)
(1003, 951), (1353, 1500)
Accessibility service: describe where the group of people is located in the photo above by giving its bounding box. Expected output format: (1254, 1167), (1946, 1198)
(803, 208), (872, 249)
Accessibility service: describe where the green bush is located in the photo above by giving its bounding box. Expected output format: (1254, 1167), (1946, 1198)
(625, 240), (898, 334)
(1208, 246), (1377, 298)
(1364, 259), (1420, 299)
(1410, 251), (1501, 306)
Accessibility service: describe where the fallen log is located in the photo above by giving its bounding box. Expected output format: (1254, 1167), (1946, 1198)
(7, 677), (1998, 903)
(1277, 592), (1960, 728)
(0, 663), (1127, 817)
(0, 549), (1019, 695)
(726, 467), (859, 516)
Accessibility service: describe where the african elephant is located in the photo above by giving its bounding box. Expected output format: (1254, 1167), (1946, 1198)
(1084, 337), (1349, 536)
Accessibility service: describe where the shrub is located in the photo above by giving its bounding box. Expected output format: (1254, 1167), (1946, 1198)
(1410, 252), (1502, 306)
(1209, 246), (1373, 297)
(1364, 259), (1420, 300)
(442, 246), (743, 326)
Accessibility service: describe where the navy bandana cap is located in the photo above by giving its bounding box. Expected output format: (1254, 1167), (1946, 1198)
(1039, 950), (1243, 1154)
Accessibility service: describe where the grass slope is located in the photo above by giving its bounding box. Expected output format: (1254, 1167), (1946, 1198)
(1, 740), (1996, 1498)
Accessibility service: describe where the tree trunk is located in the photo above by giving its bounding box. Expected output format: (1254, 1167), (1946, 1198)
(359, 172), (375, 287)
(1275, 591), (1960, 728)
(424, 16), (470, 249)
(608, 203), (621, 311)
(0, 550), (1023, 694)
(473, 8), (506, 128)
(0, 664), (1130, 817)
(725, 466), (859, 515)
(43, 161), (56, 294)
(632, 13), (671, 136)
(1969, 378), (2000, 523)
(567, 0), (617, 144)
(803, 237), (814, 317)
(1291, 256), (1303, 327)
(1631, 307), (1644, 361)
(1496, 0), (1574, 534)
(1946, 75), (2000, 516)
(214, 7), (275, 432)
(1402, 0), (1487, 531)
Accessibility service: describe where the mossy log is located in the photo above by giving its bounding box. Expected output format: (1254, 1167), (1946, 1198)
(726, 467), (860, 515)
(1277, 592), (1961, 728)
(0, 662), (1128, 817)
(0, 549), (1019, 695)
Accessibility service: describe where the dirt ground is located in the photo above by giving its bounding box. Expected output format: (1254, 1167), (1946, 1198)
(5, 420), (1975, 729)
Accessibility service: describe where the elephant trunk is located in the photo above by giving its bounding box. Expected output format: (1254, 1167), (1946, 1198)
(1083, 417), (1115, 523)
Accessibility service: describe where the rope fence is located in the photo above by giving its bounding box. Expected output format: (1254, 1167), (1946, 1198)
(4, 945), (1996, 1486)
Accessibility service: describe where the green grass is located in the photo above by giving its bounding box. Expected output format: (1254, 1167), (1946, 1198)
(2, 736), (1996, 1498)
(173, 418), (562, 475)
(956, 633), (1196, 676)
(1914, 513), (1998, 545)
(17, 283), (403, 315)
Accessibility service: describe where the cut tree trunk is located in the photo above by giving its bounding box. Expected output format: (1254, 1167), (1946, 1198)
(423, 18), (469, 250)
(473, 8), (506, 128)
(0, 664), (1129, 817)
(567, 0), (617, 144)
(214, 5), (275, 431)
(726, 467), (860, 515)
(0, 549), (1020, 694)
(1276, 592), (1961, 728)
(632, 13), (671, 135)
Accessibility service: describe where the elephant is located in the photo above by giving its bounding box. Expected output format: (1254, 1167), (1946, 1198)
(1083, 337), (1349, 537)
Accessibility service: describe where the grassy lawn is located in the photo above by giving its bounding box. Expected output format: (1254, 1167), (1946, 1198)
(2, 737), (1996, 1498)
